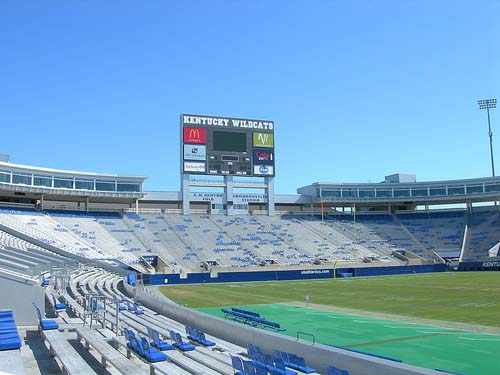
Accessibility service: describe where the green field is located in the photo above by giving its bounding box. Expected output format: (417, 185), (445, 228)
(198, 304), (500, 375)
(159, 272), (500, 327)
(159, 272), (500, 374)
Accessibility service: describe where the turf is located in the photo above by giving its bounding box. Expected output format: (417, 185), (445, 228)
(159, 272), (500, 327)
(198, 304), (500, 375)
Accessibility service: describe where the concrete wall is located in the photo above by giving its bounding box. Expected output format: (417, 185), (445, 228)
(144, 264), (445, 285)
(0, 275), (44, 325)
(125, 282), (441, 375)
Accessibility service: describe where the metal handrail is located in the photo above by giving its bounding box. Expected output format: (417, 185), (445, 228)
(296, 331), (315, 344)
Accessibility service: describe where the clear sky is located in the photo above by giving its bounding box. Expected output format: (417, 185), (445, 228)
(1, 1), (499, 194)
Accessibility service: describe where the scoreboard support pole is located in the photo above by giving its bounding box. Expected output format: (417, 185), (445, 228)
(181, 173), (190, 215)
(225, 176), (234, 215)
(266, 177), (275, 216)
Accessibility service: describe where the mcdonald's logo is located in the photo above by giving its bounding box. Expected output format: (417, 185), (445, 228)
(253, 132), (274, 148)
(184, 127), (206, 144)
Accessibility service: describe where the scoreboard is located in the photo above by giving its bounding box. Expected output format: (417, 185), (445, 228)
(181, 114), (275, 177)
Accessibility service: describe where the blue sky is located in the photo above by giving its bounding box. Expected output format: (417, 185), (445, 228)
(1, 1), (499, 194)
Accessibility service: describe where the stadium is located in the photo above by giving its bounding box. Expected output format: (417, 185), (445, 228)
(1, 113), (500, 375)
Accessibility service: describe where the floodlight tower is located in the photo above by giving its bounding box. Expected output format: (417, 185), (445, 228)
(478, 98), (497, 176)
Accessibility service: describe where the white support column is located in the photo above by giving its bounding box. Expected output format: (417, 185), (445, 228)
(135, 199), (139, 214)
(181, 174), (190, 215)
(225, 176), (234, 216)
(266, 177), (275, 216)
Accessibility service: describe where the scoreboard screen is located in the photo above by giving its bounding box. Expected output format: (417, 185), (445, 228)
(213, 131), (247, 152)
(181, 114), (275, 177)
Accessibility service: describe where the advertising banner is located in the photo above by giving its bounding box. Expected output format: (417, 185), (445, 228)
(183, 127), (206, 144)
(184, 162), (206, 173)
(184, 145), (206, 161)
(253, 149), (274, 165)
(253, 132), (274, 148)
(254, 165), (274, 176)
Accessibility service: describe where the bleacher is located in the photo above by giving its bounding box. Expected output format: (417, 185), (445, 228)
(0, 208), (147, 272)
(4, 207), (500, 275)
(462, 209), (500, 261)
(397, 211), (465, 258)
(0, 208), (484, 274)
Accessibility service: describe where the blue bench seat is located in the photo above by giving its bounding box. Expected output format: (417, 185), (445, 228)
(0, 310), (22, 351)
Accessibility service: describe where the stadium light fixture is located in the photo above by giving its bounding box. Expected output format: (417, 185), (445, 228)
(478, 99), (497, 177)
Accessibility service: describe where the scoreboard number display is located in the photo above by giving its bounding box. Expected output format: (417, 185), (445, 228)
(181, 114), (275, 177)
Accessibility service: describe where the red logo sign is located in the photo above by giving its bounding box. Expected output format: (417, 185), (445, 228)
(184, 127), (206, 144)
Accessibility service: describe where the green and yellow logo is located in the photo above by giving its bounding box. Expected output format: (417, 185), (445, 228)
(253, 132), (274, 148)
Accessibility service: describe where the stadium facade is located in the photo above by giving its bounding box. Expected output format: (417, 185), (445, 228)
(2, 159), (500, 215)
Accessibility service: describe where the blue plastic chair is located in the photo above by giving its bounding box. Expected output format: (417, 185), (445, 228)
(51, 294), (67, 311)
(32, 302), (58, 331)
(171, 331), (195, 351)
(147, 327), (173, 351)
(140, 336), (168, 362)
(230, 354), (245, 375)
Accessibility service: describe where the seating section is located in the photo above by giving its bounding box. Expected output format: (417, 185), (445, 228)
(462, 209), (500, 261)
(9, 207), (500, 271)
(0, 309), (22, 351)
(0, 208), (147, 272)
(397, 211), (465, 257)
(1, 263), (357, 375)
(0, 228), (74, 283)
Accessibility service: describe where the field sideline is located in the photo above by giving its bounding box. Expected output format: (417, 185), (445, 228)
(159, 271), (500, 327)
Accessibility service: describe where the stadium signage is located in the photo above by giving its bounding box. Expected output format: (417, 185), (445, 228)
(183, 114), (274, 131)
(253, 149), (274, 165)
(191, 193), (224, 198)
(184, 127), (206, 144)
(253, 132), (274, 148)
(184, 162), (206, 173)
(482, 261), (500, 268)
(184, 145), (206, 161)
(300, 269), (331, 275)
(254, 165), (274, 176)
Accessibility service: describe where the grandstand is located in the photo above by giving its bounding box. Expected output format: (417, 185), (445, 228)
(1, 155), (500, 374)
